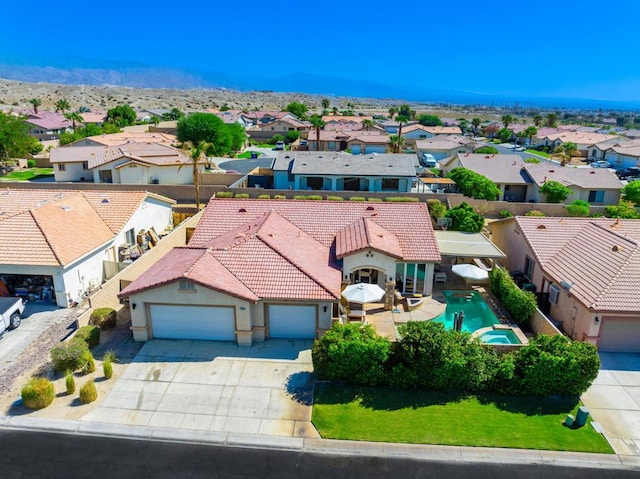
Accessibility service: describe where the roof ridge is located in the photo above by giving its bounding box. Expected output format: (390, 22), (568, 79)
(590, 221), (639, 246)
(591, 244), (640, 308)
(28, 209), (63, 266)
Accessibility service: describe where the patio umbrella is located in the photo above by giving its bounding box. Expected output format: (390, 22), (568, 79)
(341, 283), (385, 304)
(451, 264), (489, 284)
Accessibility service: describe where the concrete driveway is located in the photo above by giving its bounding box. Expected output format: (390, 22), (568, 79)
(81, 339), (318, 438)
(582, 353), (640, 456)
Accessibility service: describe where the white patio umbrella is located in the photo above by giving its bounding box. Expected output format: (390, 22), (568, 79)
(341, 283), (385, 304)
(451, 264), (489, 284)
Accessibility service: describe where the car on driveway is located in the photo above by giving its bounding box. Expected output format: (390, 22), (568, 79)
(591, 160), (611, 168)
(615, 167), (640, 180)
(0, 296), (24, 335)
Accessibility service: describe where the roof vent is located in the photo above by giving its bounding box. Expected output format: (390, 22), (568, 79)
(612, 245), (622, 252)
(101, 198), (110, 203)
(239, 208), (247, 213)
(61, 205), (71, 211)
(485, 155), (490, 159)
(590, 170), (595, 174)
(537, 224), (547, 229)
(388, 164), (393, 168)
(549, 170), (555, 173)
(366, 206), (375, 210)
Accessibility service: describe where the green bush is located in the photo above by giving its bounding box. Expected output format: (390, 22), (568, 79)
(605, 201), (639, 219)
(273, 195), (286, 200)
(293, 195), (308, 200)
(27, 159), (36, 168)
(511, 335), (600, 396)
(312, 323), (391, 386)
(21, 377), (55, 409)
(525, 209), (546, 217)
(306, 195), (323, 201)
(385, 197), (420, 202)
(448, 168), (500, 201)
(79, 381), (98, 404)
(540, 180), (572, 203)
(76, 325), (100, 348)
(327, 196), (345, 201)
(566, 200), (590, 217)
(215, 191), (234, 198)
(474, 146), (499, 154)
(103, 361), (113, 379)
(366, 197), (383, 202)
(65, 372), (75, 394)
(499, 209), (513, 218)
(50, 337), (90, 373)
(234, 193), (250, 199)
(82, 350), (96, 374)
(488, 268), (537, 324)
(89, 308), (116, 329)
(445, 202), (485, 233)
(349, 196), (366, 202)
(427, 199), (447, 219)
(257, 194), (271, 200)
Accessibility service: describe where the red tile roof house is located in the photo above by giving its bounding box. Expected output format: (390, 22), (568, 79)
(488, 217), (640, 352)
(119, 199), (441, 345)
(19, 111), (71, 141)
(0, 189), (174, 307)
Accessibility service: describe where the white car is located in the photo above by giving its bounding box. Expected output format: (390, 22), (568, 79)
(591, 161), (611, 168)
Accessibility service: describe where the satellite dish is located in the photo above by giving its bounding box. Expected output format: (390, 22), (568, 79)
(560, 281), (572, 291)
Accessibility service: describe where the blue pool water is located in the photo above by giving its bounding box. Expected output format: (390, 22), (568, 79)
(479, 329), (522, 345)
(432, 290), (500, 334)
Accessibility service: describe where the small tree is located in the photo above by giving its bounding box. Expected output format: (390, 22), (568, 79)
(448, 168), (500, 201)
(284, 102), (308, 120)
(284, 131), (300, 144)
(29, 98), (41, 114)
(496, 128), (513, 143)
(546, 113), (558, 128)
(474, 146), (498, 154)
(540, 180), (572, 203)
(321, 98), (330, 110)
(388, 134), (405, 153)
(106, 104), (136, 127)
(309, 114), (325, 151)
(426, 199), (447, 219)
(566, 200), (590, 217)
(417, 114), (443, 126)
(471, 118), (482, 136)
(523, 126), (538, 146)
(622, 181), (640, 205)
(532, 114), (543, 127)
(55, 99), (71, 114)
(605, 201), (639, 219)
(501, 114), (514, 128)
(444, 202), (485, 232)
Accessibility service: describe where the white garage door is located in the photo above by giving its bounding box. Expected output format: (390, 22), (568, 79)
(150, 304), (236, 341)
(268, 305), (316, 339)
(599, 319), (640, 353)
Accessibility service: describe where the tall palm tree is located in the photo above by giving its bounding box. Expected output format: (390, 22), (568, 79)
(55, 99), (70, 114)
(332, 106), (339, 116)
(321, 98), (330, 110)
(388, 107), (398, 119)
(180, 141), (211, 210)
(388, 135), (405, 154)
(523, 126), (538, 146)
(501, 114), (514, 129)
(64, 112), (84, 133)
(532, 114), (543, 127)
(395, 114), (409, 138)
(471, 118), (482, 136)
(361, 119), (374, 131)
(309, 114), (326, 151)
(552, 142), (577, 167)
(546, 113), (558, 128)
(29, 98), (41, 114)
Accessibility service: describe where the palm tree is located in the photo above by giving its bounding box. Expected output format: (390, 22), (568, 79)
(546, 113), (558, 128)
(180, 141), (211, 210)
(523, 126), (538, 147)
(64, 112), (84, 133)
(552, 142), (577, 167)
(29, 98), (41, 114)
(388, 107), (398, 119)
(361, 119), (374, 131)
(309, 114), (326, 151)
(471, 118), (482, 136)
(388, 135), (406, 153)
(501, 114), (515, 128)
(55, 99), (70, 114)
(395, 114), (409, 138)
(321, 98), (330, 110)
(532, 114), (543, 127)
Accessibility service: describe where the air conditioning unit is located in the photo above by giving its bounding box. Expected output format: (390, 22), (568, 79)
(549, 284), (560, 305)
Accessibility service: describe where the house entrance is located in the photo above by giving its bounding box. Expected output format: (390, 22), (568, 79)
(351, 268), (380, 285)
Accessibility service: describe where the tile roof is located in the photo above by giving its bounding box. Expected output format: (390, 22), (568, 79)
(22, 111), (71, 130)
(415, 135), (477, 150)
(50, 146), (108, 164)
(403, 125), (462, 135)
(540, 131), (618, 146)
(336, 218), (403, 259)
(506, 217), (640, 313)
(322, 116), (372, 123)
(88, 142), (190, 169)
(288, 152), (415, 176)
(523, 163), (623, 189)
(72, 132), (177, 147)
(451, 153), (530, 185)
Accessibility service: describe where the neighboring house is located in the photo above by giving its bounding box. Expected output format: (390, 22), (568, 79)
(441, 153), (623, 204)
(603, 141), (640, 169)
(212, 110), (250, 128)
(241, 111), (299, 127)
(307, 130), (351, 151)
(307, 130), (389, 153)
(271, 151), (416, 192)
(401, 125), (462, 148)
(69, 132), (177, 147)
(533, 131), (618, 155)
(415, 135), (478, 162)
(488, 217), (640, 352)
(0, 189), (174, 307)
(119, 198), (441, 345)
(79, 111), (107, 126)
(257, 118), (310, 135)
(51, 142), (201, 185)
(586, 138), (631, 163)
(20, 111), (71, 140)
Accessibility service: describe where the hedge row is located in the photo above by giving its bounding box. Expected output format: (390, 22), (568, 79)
(489, 268), (538, 325)
(312, 322), (599, 396)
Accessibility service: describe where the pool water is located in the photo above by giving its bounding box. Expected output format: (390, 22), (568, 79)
(432, 290), (500, 334)
(479, 329), (522, 345)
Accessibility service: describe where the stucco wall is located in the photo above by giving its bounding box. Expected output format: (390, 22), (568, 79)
(54, 162), (92, 182)
(529, 308), (563, 336)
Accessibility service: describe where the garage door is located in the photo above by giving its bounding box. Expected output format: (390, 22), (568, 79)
(150, 305), (236, 341)
(268, 305), (316, 339)
(599, 319), (640, 353)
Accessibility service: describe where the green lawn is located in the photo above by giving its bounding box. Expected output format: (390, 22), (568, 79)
(236, 151), (262, 159)
(526, 149), (551, 158)
(0, 168), (54, 181)
(313, 383), (612, 453)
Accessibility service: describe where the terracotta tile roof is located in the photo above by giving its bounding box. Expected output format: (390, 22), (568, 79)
(50, 146), (108, 164)
(415, 135), (477, 150)
(322, 116), (372, 123)
(87, 142), (190, 169)
(403, 125), (462, 135)
(523, 163), (623, 189)
(452, 153), (529, 185)
(540, 131), (618, 146)
(191, 199), (441, 263)
(509, 217), (640, 313)
(73, 132), (177, 147)
(336, 218), (403, 259)
(20, 111), (70, 130)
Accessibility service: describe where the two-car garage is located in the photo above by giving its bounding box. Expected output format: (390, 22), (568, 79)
(268, 304), (317, 339)
(598, 316), (640, 353)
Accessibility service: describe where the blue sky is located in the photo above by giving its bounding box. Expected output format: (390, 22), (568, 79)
(2, 0), (640, 103)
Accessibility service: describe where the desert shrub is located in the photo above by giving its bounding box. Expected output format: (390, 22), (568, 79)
(65, 371), (75, 394)
(327, 196), (345, 201)
(21, 377), (55, 409)
(306, 195), (323, 201)
(312, 323), (391, 386)
(27, 159), (36, 168)
(499, 209), (513, 218)
(511, 335), (600, 396)
(427, 199), (447, 219)
(257, 194), (271, 200)
(103, 361), (113, 379)
(488, 268), (537, 324)
(566, 200), (590, 217)
(293, 195), (308, 200)
(525, 209), (546, 217)
(385, 196), (419, 202)
(605, 201), (639, 219)
(50, 337), (90, 373)
(79, 381), (98, 404)
(349, 196), (366, 202)
(234, 193), (249, 199)
(103, 350), (117, 379)
(76, 325), (101, 348)
(215, 191), (234, 198)
(82, 350), (96, 374)
(366, 197), (383, 202)
(474, 146), (499, 154)
(273, 195), (286, 200)
(89, 308), (116, 329)
(540, 180), (571, 203)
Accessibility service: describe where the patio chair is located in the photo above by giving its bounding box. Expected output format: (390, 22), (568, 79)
(347, 308), (366, 322)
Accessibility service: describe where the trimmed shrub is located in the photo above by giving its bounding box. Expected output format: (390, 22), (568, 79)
(257, 194), (271, 200)
(306, 195), (323, 201)
(366, 197), (383, 202)
(76, 325), (101, 348)
(327, 196), (345, 201)
(349, 196), (366, 202)
(500, 209), (513, 218)
(65, 372), (75, 395)
(215, 191), (234, 198)
(448, 168), (500, 201)
(384, 196), (419, 202)
(293, 195), (308, 200)
(82, 350), (96, 374)
(445, 202), (485, 233)
(79, 381), (98, 404)
(89, 308), (117, 329)
(427, 199), (447, 219)
(525, 209), (546, 217)
(273, 195), (286, 200)
(488, 268), (537, 324)
(21, 377), (55, 409)
(50, 337), (90, 373)
(234, 193), (250, 199)
(103, 361), (113, 379)
(312, 323), (391, 386)
(566, 200), (590, 217)
(27, 159), (36, 168)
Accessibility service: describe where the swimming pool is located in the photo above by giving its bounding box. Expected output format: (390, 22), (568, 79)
(432, 290), (500, 334)
(479, 329), (522, 345)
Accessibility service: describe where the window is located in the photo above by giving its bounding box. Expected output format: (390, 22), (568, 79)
(57, 164), (66, 171)
(549, 284), (560, 305)
(82, 162), (89, 170)
(125, 228), (135, 246)
(524, 256), (534, 281)
(179, 279), (195, 291)
(588, 190), (604, 203)
(307, 177), (324, 190)
(99, 170), (113, 183)
(328, 142), (336, 149)
(382, 178), (400, 190)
